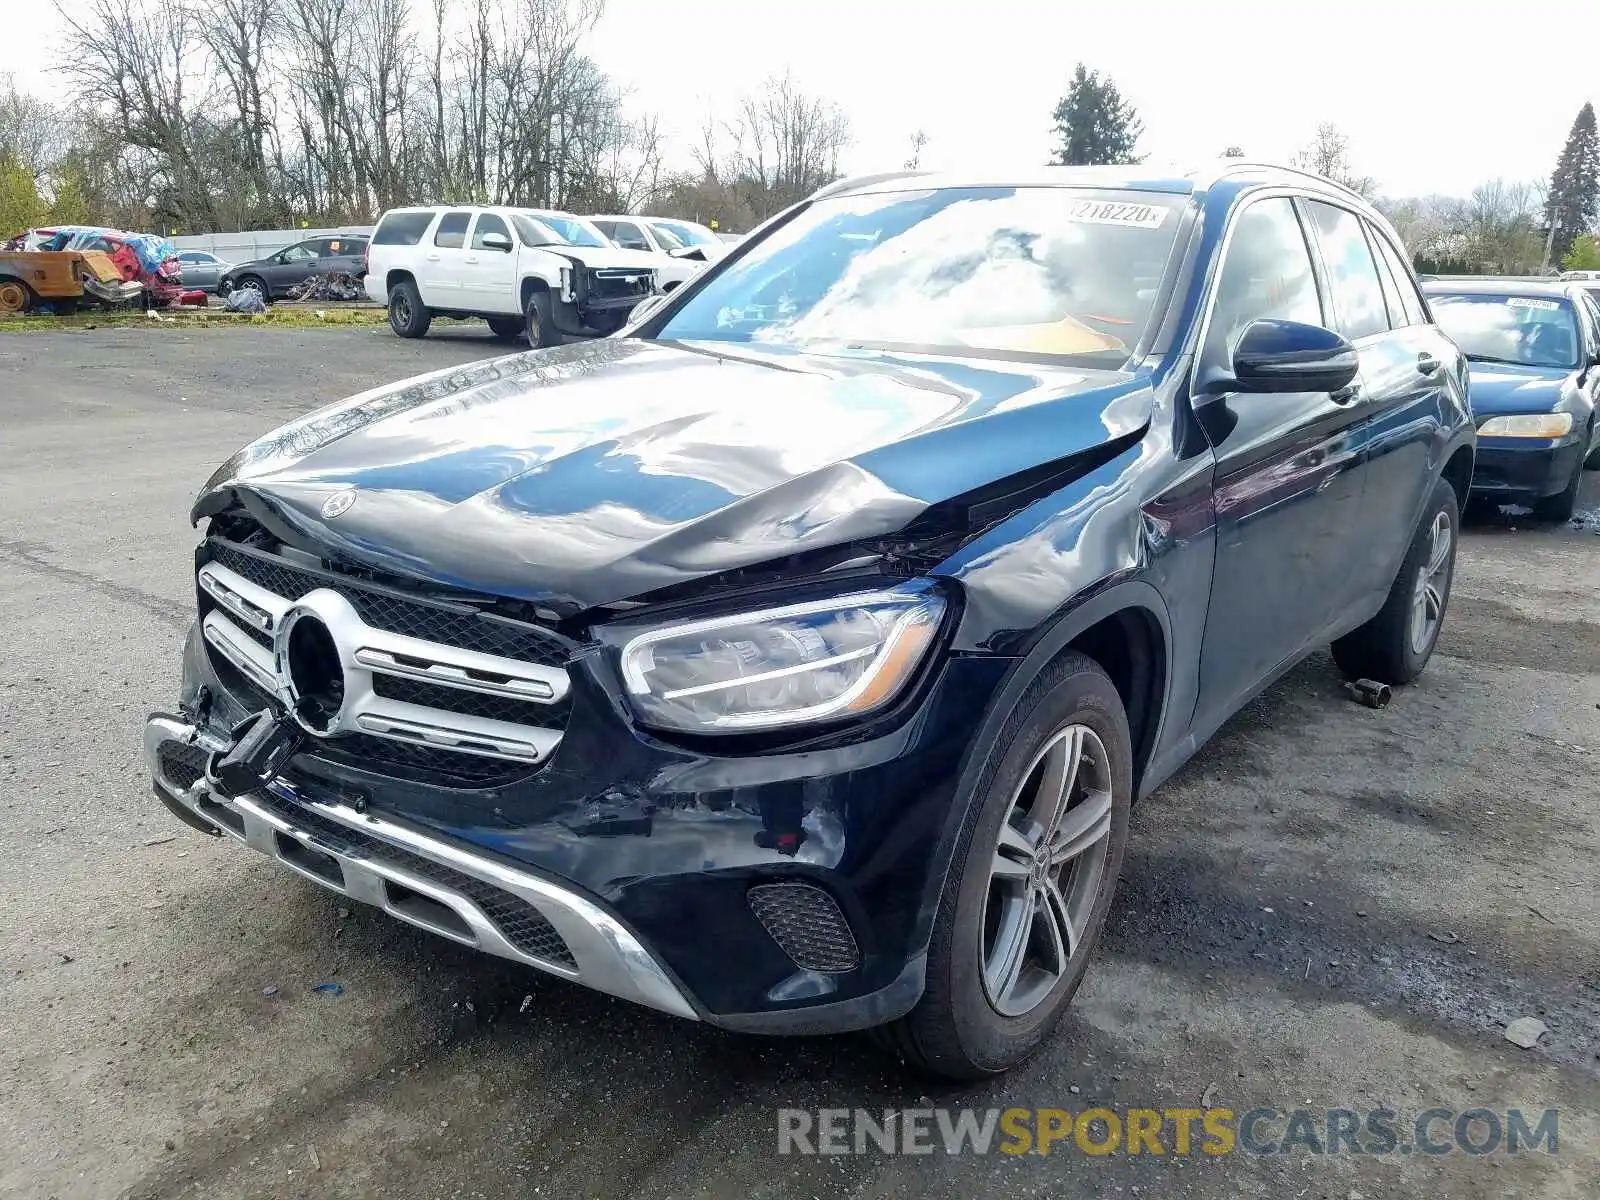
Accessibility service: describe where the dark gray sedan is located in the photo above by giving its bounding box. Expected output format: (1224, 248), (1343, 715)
(220, 235), (369, 302)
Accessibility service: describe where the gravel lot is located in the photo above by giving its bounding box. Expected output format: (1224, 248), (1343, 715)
(2, 327), (1597, 1200)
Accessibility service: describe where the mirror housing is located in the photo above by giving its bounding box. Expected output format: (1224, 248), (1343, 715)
(627, 293), (669, 325)
(480, 231), (512, 252)
(1201, 319), (1359, 396)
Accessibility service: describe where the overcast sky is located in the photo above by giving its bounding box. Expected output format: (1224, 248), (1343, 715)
(6, 0), (1593, 199)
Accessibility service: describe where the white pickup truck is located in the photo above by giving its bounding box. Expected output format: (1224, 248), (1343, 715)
(364, 205), (662, 345)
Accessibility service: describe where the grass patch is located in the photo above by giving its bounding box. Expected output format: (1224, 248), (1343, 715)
(0, 305), (392, 334)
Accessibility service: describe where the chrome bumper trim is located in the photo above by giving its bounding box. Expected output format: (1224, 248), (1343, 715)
(142, 716), (697, 1021)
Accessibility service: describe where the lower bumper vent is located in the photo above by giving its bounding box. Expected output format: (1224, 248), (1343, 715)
(747, 882), (860, 973)
(247, 788), (575, 969)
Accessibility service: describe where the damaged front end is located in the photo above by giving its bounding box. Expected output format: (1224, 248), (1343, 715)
(145, 335), (1157, 1029)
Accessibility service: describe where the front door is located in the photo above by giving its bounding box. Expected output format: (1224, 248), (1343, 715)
(268, 241), (319, 296)
(1192, 194), (1370, 733)
(463, 212), (519, 314)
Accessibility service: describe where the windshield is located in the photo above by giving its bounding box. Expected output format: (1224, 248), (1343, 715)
(512, 212), (606, 248)
(656, 187), (1183, 363)
(653, 219), (719, 248)
(1429, 293), (1580, 370)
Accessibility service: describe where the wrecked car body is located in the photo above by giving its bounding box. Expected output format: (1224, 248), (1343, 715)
(146, 165), (1475, 1078)
(0, 248), (143, 314)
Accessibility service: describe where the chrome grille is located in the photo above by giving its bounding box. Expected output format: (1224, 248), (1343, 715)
(196, 538), (574, 783)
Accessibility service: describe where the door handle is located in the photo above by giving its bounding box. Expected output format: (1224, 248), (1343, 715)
(464, 255), (479, 263)
(1416, 353), (1440, 376)
(426, 253), (441, 261)
(1331, 383), (1361, 405)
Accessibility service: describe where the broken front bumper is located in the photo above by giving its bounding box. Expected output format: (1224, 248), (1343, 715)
(142, 714), (698, 1021)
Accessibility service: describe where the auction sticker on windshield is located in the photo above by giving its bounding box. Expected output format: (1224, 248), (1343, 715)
(1062, 200), (1169, 229)
(1506, 297), (1561, 310)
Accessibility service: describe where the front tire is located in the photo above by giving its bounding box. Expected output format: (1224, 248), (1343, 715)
(1535, 447), (1585, 521)
(233, 276), (268, 305)
(524, 289), (559, 348)
(1332, 477), (1458, 685)
(387, 278), (431, 338)
(874, 652), (1132, 1080)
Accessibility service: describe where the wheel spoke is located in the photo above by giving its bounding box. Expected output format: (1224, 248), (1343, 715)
(1041, 878), (1079, 964)
(1424, 583), (1443, 621)
(984, 893), (1035, 1010)
(1027, 727), (1083, 838)
(1428, 522), (1451, 574)
(991, 822), (1034, 881)
(1049, 788), (1114, 865)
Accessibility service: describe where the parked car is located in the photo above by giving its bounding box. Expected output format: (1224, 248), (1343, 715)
(145, 163), (1473, 1079)
(591, 215), (729, 269)
(1422, 279), (1600, 519)
(363, 205), (662, 344)
(589, 215), (702, 289)
(220, 235), (369, 303)
(176, 250), (232, 292)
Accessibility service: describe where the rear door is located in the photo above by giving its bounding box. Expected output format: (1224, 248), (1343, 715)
(462, 212), (519, 313)
(421, 210), (473, 302)
(319, 235), (366, 277)
(1304, 202), (1458, 605)
(1191, 194), (1371, 732)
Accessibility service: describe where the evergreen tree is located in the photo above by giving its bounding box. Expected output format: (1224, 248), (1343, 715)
(1544, 102), (1600, 264)
(1049, 65), (1144, 166)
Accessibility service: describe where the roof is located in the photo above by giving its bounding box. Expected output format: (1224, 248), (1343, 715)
(813, 161), (1372, 205)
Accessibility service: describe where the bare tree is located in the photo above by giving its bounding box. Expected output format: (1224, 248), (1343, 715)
(720, 73), (852, 219)
(1292, 122), (1375, 197)
(904, 129), (928, 171)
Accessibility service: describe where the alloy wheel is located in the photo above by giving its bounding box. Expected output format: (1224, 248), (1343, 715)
(981, 724), (1115, 1018)
(1409, 510), (1452, 655)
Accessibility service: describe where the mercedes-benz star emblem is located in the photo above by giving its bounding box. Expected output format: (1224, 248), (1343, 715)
(321, 488), (357, 519)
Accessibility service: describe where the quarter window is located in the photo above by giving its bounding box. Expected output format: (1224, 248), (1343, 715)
(434, 211), (472, 249)
(1203, 197), (1322, 368)
(1306, 202), (1387, 339)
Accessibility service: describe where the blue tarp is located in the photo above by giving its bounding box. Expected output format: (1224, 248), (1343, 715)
(36, 225), (179, 274)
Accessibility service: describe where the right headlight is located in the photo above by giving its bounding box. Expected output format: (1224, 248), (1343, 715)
(614, 587), (946, 734)
(1478, 413), (1572, 438)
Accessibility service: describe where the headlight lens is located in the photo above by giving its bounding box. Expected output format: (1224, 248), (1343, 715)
(1478, 412), (1573, 438)
(617, 588), (946, 733)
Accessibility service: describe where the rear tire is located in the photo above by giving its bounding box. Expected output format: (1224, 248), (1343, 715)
(486, 315), (522, 341)
(524, 288), (558, 348)
(1332, 477), (1458, 685)
(872, 652), (1132, 1080)
(387, 278), (431, 338)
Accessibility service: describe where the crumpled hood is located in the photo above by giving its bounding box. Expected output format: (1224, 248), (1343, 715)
(195, 339), (1153, 612)
(547, 244), (660, 271)
(1467, 361), (1576, 417)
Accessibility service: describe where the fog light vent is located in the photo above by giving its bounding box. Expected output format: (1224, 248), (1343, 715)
(747, 882), (860, 973)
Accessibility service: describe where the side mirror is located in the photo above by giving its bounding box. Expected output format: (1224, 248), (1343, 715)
(480, 232), (512, 252)
(668, 246), (706, 262)
(1202, 319), (1359, 395)
(627, 294), (669, 325)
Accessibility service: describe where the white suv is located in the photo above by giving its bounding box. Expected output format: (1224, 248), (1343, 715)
(365, 206), (662, 345)
(591, 215), (730, 271)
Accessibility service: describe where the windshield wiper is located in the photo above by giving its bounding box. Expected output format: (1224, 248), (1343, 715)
(1463, 353), (1526, 366)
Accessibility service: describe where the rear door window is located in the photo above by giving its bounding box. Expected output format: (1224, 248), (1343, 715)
(1369, 229), (1429, 327)
(433, 211), (472, 250)
(373, 211), (436, 246)
(1305, 201), (1388, 340)
(608, 221), (652, 251)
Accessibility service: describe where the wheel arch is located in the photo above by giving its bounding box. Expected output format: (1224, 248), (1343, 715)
(384, 267), (416, 298)
(520, 274), (552, 310)
(904, 580), (1174, 981)
(1440, 438), (1474, 513)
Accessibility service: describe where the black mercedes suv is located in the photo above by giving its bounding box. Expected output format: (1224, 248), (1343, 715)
(145, 164), (1473, 1078)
